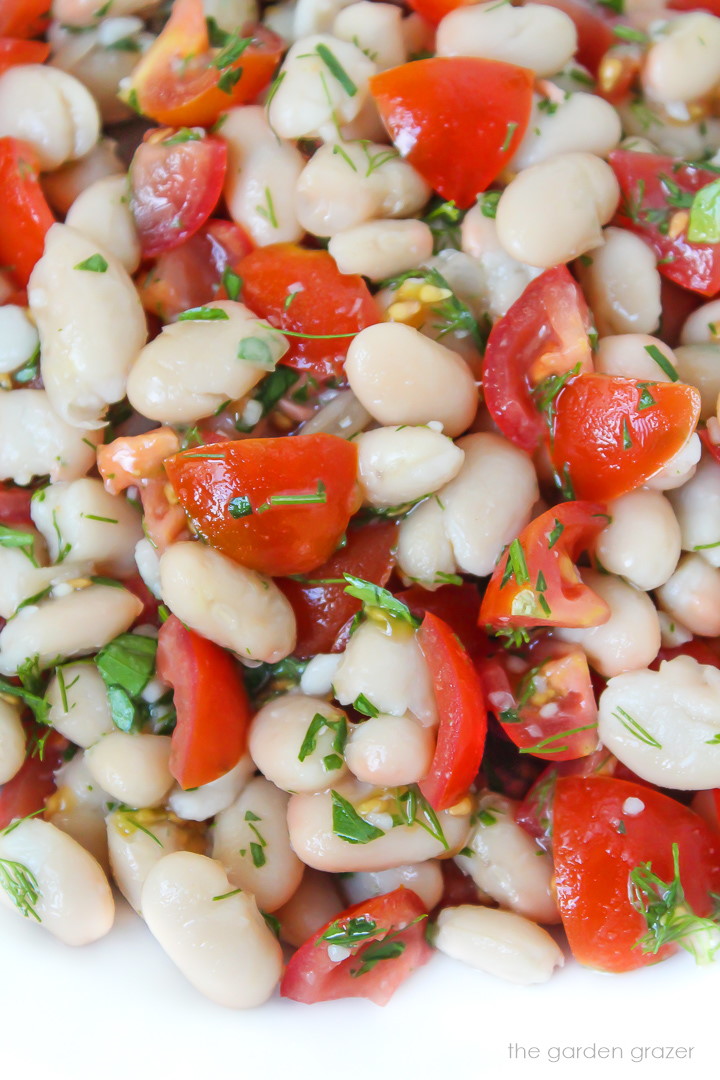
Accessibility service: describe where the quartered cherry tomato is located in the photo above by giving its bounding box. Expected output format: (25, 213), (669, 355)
(370, 57), (534, 208)
(0, 137), (54, 288)
(0, 38), (49, 75)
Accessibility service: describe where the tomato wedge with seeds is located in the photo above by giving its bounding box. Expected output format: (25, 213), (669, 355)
(165, 434), (360, 577)
(417, 611), (487, 811)
(482, 266), (594, 454)
(0, 137), (55, 289)
(157, 615), (251, 790)
(480, 502), (611, 631)
(549, 373), (701, 502)
(553, 776), (720, 972)
(370, 57), (534, 209)
(237, 244), (380, 382)
(280, 888), (431, 1005)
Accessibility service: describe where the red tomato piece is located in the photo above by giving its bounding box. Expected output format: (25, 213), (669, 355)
(165, 434), (360, 576)
(0, 137), (55, 289)
(653, 635), (720, 669)
(0, 38), (49, 75)
(140, 477), (191, 553)
(157, 615), (251, 789)
(0, 1), (49, 38)
(553, 776), (720, 972)
(417, 611), (487, 811)
(700, 426), (720, 465)
(480, 501), (611, 630)
(406, 0), (476, 24)
(278, 521), (398, 656)
(280, 888), (431, 1005)
(550, 373), (701, 502)
(397, 583), (490, 663)
(482, 266), (594, 453)
(98, 428), (182, 496)
(0, 482), (33, 527)
(610, 150), (720, 297)
(130, 128), (227, 258)
(237, 244), (380, 382)
(669, 0), (720, 12)
(531, 0), (615, 75)
(123, 0), (283, 127)
(370, 57), (534, 208)
(515, 748), (618, 847)
(0, 733), (67, 831)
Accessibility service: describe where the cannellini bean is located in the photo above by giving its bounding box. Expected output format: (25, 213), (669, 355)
(329, 220), (434, 281)
(356, 425), (465, 508)
(107, 808), (205, 914)
(204, 0), (259, 32)
(455, 794), (559, 924)
(345, 714), (435, 787)
(619, 101), (720, 159)
(46, 661), (114, 749)
(300, 653), (343, 696)
(168, 757), (254, 822)
(53, 0), (165, 26)
(0, 306), (39, 374)
(0, 550), (92, 620)
(0, 65), (99, 170)
(668, 454), (720, 567)
(332, 619), (438, 725)
(127, 301), (288, 424)
(595, 489), (681, 591)
(42, 137), (124, 215)
(53, 752), (108, 812)
(437, 2), (576, 76)
(135, 537), (163, 599)
(0, 818), (113, 945)
(644, 431), (701, 491)
(594, 333), (675, 382)
(599, 655), (720, 788)
(397, 496), (458, 588)
(300, 389), (371, 438)
(44, 753), (110, 871)
(0, 389), (100, 485)
(212, 777), (305, 912)
(31, 478), (143, 575)
(512, 92), (621, 171)
(656, 554), (720, 637)
(680, 300), (720, 345)
(29, 224), (147, 429)
(249, 694), (349, 793)
(434, 906), (564, 985)
(294, 0), (356, 37)
(65, 175), (140, 274)
(0, 584), (142, 676)
(441, 432), (539, 577)
(333, 3), (407, 70)
(276, 868), (345, 947)
(85, 732), (173, 809)
(459, 210), (542, 319)
(642, 13), (720, 105)
(658, 610), (693, 648)
(496, 152), (620, 268)
(0, 700), (25, 785)
(341, 861), (443, 911)
(159, 542), (296, 663)
(287, 778), (471, 872)
(673, 344), (720, 420)
(576, 227), (661, 336)
(142, 851), (283, 1008)
(345, 323), (477, 436)
(51, 20), (150, 125)
(268, 35), (375, 142)
(555, 569), (661, 677)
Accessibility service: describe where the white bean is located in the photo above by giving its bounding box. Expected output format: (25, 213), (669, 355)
(51, 21), (150, 125)
(159, 542), (296, 663)
(46, 661), (114, 749)
(0, 584), (142, 676)
(594, 333), (675, 381)
(576, 227), (661, 336)
(212, 776), (305, 912)
(356, 425), (464, 508)
(65, 174), (140, 274)
(645, 431), (701, 491)
(0, 700), (25, 785)
(329, 220), (433, 281)
(300, 653), (343, 696)
(276, 868), (345, 947)
(673, 344), (720, 420)
(333, 2), (407, 70)
(345, 714), (435, 787)
(555, 569), (661, 677)
(595, 489), (681, 591)
(455, 794), (559, 924)
(397, 496), (458, 588)
(437, 2), (577, 76)
(599, 655), (720, 789)
(512, 92), (621, 171)
(135, 537), (163, 599)
(345, 322), (477, 436)
(658, 610), (693, 648)
(0, 818), (114, 945)
(0, 550), (93, 620)
(44, 752), (110, 870)
(656, 554), (720, 637)
(434, 905), (564, 985)
(29, 224), (147, 429)
(668, 453), (720, 567)
(53, 0), (164, 26)
(496, 152), (620, 268)
(680, 300), (720, 346)
(203, 0), (259, 32)
(293, 0), (356, 37)
(0, 65), (99, 170)
(168, 757), (254, 822)
(249, 694), (348, 793)
(642, 13), (720, 105)
(141, 851), (283, 1008)
(0, 306), (39, 375)
(0, 389), (100, 485)
(42, 137), (124, 215)
(107, 808), (205, 914)
(341, 861), (443, 911)
(85, 732), (173, 809)
(460, 211), (543, 319)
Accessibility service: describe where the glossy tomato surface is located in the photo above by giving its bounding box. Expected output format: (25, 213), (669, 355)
(0, 38), (49, 75)
(0, 137), (54, 288)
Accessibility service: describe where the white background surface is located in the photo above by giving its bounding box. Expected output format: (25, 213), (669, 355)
(0, 897), (716, 1080)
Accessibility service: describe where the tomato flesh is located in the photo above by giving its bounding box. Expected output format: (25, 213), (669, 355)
(0, 733), (67, 831)
(0, 1), (49, 38)
(532, 0), (615, 75)
(398, 583), (490, 663)
(0, 137), (55, 289)
(0, 38), (49, 75)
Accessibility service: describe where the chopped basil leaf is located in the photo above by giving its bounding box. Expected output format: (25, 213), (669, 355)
(298, 712), (347, 763)
(96, 633), (156, 698)
(74, 253), (108, 273)
(331, 790), (385, 844)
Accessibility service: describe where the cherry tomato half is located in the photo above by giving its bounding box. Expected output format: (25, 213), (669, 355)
(0, 137), (55, 289)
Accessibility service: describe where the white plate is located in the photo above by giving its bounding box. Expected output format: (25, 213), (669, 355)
(0, 896), (716, 1080)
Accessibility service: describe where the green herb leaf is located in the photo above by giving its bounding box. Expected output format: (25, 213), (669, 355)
(644, 344), (679, 381)
(106, 685), (138, 733)
(331, 790), (385, 844)
(688, 178), (720, 244)
(177, 306), (230, 321)
(0, 858), (41, 922)
(95, 633), (157, 699)
(0, 523), (37, 564)
(238, 336), (275, 369)
(161, 127), (203, 145)
(612, 706), (661, 748)
(222, 268), (242, 301)
(547, 519), (565, 548)
(477, 191), (501, 219)
(228, 495), (253, 518)
(394, 786), (449, 850)
(501, 121), (518, 153)
(343, 573), (421, 628)
(212, 888), (243, 901)
(315, 43), (357, 97)
(353, 693), (379, 718)
(612, 24), (647, 43)
(74, 253), (108, 273)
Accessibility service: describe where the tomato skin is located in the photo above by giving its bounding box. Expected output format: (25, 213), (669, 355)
(398, 583), (490, 663)
(157, 615), (250, 789)
(280, 888), (431, 1005)
(515, 749), (617, 847)
(0, 482), (33, 527)
(0, 733), (67, 831)
(0, 1), (49, 38)
(480, 501), (611, 630)
(370, 57), (534, 209)
(482, 266), (594, 453)
(165, 435), (360, 577)
(407, 0), (475, 23)
(417, 612), (487, 811)
(278, 521), (398, 656)
(0, 38), (49, 75)
(0, 137), (55, 289)
(553, 776), (720, 972)
(550, 374), (701, 502)
(237, 245), (380, 382)
(610, 150), (720, 297)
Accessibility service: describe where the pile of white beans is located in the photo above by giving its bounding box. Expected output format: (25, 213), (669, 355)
(1, 0), (720, 1009)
